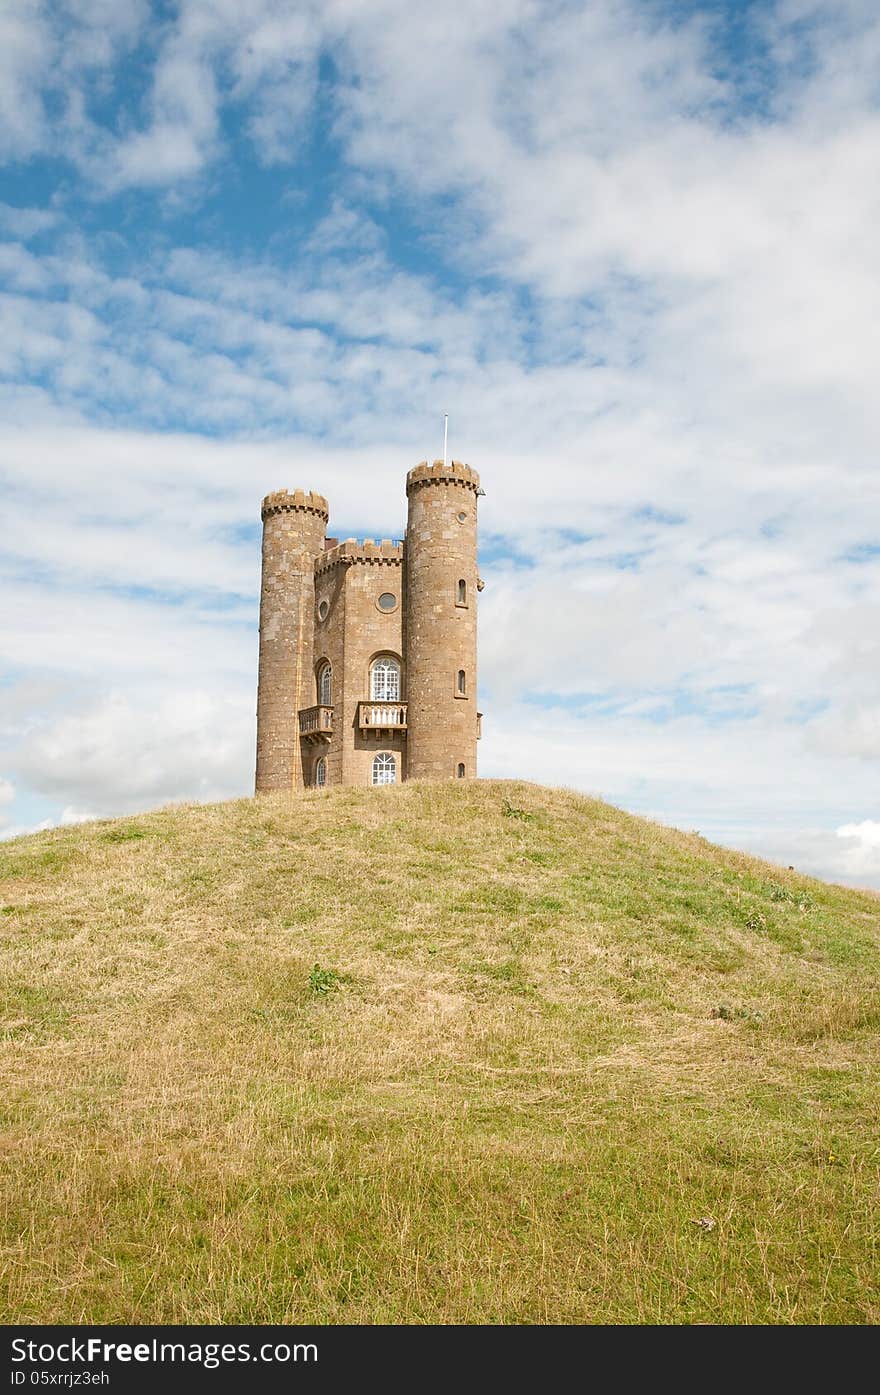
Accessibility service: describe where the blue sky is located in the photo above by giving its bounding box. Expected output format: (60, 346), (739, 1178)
(1, 0), (879, 886)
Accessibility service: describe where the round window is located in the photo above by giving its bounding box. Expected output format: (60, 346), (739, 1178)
(457, 511), (467, 522)
(318, 599), (329, 621)
(377, 592), (397, 612)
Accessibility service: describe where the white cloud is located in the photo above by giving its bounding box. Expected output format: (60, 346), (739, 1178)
(781, 820), (880, 888)
(806, 705), (880, 759)
(58, 806), (99, 826)
(0, 204), (58, 239)
(480, 698), (880, 846)
(0, 0), (150, 170)
(0, 820), (54, 842)
(729, 825), (880, 890)
(13, 691), (255, 816)
(113, 125), (210, 186)
(0, 776), (19, 835)
(838, 819), (880, 846)
(0, 0), (52, 160)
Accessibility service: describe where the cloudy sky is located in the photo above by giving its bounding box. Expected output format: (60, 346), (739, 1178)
(1, 0), (878, 885)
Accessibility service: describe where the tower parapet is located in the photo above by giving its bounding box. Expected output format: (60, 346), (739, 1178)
(406, 460), (481, 495)
(261, 488), (329, 522)
(315, 539), (403, 576)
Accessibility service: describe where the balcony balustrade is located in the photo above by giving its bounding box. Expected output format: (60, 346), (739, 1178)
(298, 705), (333, 741)
(357, 700), (408, 732)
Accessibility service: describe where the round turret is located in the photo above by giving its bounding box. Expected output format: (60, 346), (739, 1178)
(255, 488), (329, 792)
(404, 460), (481, 780)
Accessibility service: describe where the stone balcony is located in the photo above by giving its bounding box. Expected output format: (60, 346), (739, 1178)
(298, 705), (333, 741)
(357, 700), (408, 733)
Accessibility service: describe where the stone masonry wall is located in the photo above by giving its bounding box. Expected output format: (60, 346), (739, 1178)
(311, 545), (405, 787)
(341, 550), (405, 787)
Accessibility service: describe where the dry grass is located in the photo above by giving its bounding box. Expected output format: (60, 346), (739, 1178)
(1, 779), (878, 1324)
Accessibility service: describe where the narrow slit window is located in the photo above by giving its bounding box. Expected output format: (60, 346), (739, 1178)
(457, 579), (467, 605)
(457, 763), (465, 778)
(457, 669), (466, 695)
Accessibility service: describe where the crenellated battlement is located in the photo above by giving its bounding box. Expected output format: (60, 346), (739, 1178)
(261, 488), (329, 522)
(406, 459), (481, 496)
(314, 538), (404, 575)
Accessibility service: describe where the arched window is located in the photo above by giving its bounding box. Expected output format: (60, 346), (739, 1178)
(370, 656), (400, 701)
(457, 579), (467, 605)
(457, 763), (465, 778)
(457, 669), (466, 695)
(371, 752), (396, 786)
(315, 757), (327, 788)
(318, 662), (332, 706)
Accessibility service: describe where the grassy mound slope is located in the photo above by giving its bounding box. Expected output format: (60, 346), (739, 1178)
(1, 779), (878, 1324)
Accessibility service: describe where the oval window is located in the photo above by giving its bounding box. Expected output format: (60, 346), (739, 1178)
(318, 599), (329, 621)
(377, 592), (397, 612)
(457, 511), (467, 522)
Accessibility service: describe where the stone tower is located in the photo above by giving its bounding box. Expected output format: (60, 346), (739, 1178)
(254, 461), (482, 792)
(405, 460), (480, 781)
(255, 489), (329, 791)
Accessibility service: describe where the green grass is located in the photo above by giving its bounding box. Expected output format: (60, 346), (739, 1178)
(1, 779), (878, 1323)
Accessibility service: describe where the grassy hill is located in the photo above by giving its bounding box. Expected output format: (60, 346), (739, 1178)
(1, 779), (878, 1324)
